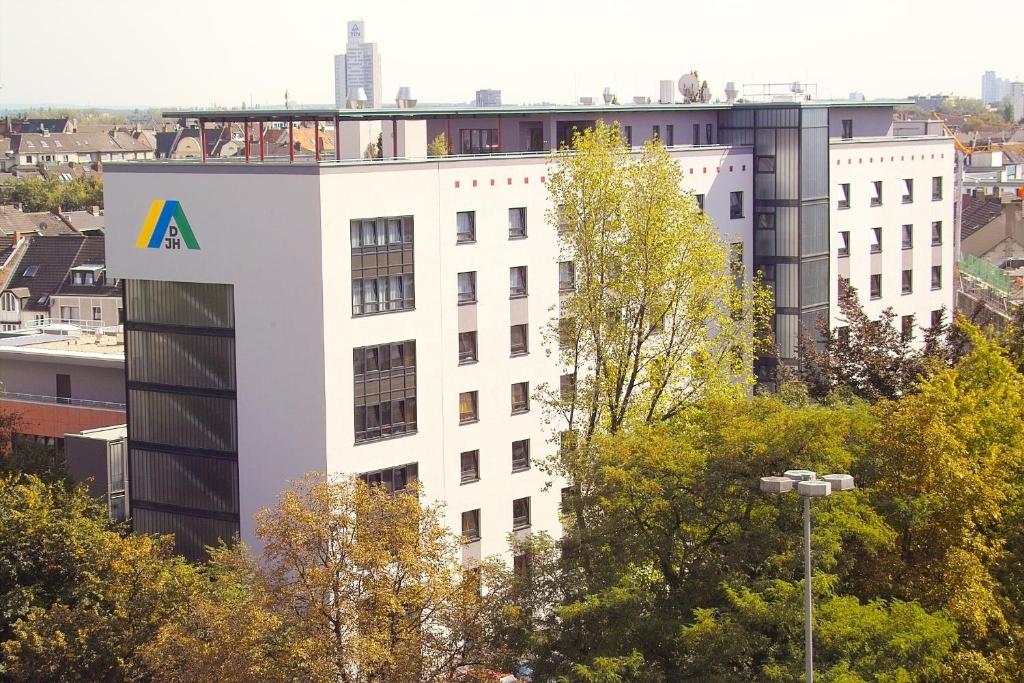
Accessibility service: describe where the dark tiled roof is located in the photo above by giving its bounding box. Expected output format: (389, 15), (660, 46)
(17, 118), (72, 134)
(0, 206), (76, 236)
(961, 201), (1004, 239)
(1002, 149), (1024, 165)
(55, 235), (120, 298)
(3, 234), (86, 310)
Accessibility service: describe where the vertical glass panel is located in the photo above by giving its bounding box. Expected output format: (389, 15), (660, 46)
(800, 203), (829, 256)
(126, 280), (234, 328)
(127, 330), (236, 391)
(132, 508), (239, 562)
(800, 126), (828, 199)
(800, 257), (829, 307)
(130, 448), (239, 514)
(129, 389), (237, 452)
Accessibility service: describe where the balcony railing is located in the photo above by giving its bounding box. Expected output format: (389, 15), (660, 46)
(14, 317), (122, 334)
(0, 391), (125, 410)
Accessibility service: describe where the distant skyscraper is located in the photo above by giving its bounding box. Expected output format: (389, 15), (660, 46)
(334, 21), (382, 109)
(982, 70), (1012, 106)
(475, 89), (502, 107)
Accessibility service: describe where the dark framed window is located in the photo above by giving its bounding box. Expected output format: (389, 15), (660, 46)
(841, 119), (853, 140)
(460, 129), (498, 154)
(901, 315), (915, 339)
(353, 340), (417, 444)
(511, 382), (530, 414)
(362, 462), (418, 493)
(560, 373), (576, 401)
(756, 156), (776, 173)
(931, 265), (942, 290)
(351, 216), (415, 316)
(460, 450), (480, 483)
(870, 227), (882, 253)
(692, 123), (700, 146)
(838, 183), (851, 210)
(838, 231), (850, 257)
(730, 191), (744, 219)
(756, 212), (775, 230)
(509, 207), (527, 239)
(456, 211), (476, 243)
(623, 125), (632, 146)
(512, 439), (530, 471)
(462, 509), (481, 540)
(514, 551), (531, 579)
(902, 224), (913, 249)
(558, 261), (575, 291)
(705, 123), (713, 145)
(510, 324), (528, 356)
(652, 125), (660, 141)
(902, 179), (913, 203)
(871, 181), (883, 207)
(870, 274), (882, 299)
(932, 176), (943, 200)
(931, 310), (943, 328)
(459, 331), (478, 364)
(459, 391), (478, 423)
(666, 124), (674, 146)
(902, 269), (913, 294)
(931, 221), (943, 245)
(695, 194), (705, 211)
(510, 266), (528, 297)
(512, 497), (531, 530)
(458, 271), (477, 304)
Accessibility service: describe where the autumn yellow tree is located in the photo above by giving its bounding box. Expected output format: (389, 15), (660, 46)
(428, 133), (450, 157)
(254, 475), (483, 683)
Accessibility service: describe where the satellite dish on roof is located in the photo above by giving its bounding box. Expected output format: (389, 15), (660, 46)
(678, 74), (699, 100)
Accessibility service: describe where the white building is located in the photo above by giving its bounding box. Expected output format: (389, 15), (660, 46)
(982, 70), (1012, 106)
(334, 20), (382, 109)
(103, 100), (955, 560)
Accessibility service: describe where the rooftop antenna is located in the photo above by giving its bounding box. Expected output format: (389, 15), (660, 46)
(284, 89), (290, 109)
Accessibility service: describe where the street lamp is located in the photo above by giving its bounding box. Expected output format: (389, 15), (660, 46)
(760, 469), (855, 683)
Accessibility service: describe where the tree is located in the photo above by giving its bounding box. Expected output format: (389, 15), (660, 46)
(254, 475), (483, 683)
(0, 411), (71, 485)
(1, 175), (103, 213)
(428, 133), (450, 157)
(0, 475), (197, 682)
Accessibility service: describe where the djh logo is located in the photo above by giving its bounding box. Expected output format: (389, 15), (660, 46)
(135, 200), (200, 250)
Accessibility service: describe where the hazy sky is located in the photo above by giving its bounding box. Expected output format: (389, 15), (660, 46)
(0, 0), (1019, 109)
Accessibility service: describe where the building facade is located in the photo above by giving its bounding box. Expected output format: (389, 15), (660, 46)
(334, 20), (382, 109)
(103, 100), (956, 560)
(475, 89), (502, 107)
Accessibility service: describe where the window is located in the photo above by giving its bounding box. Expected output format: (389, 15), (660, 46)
(458, 331), (478, 364)
(730, 191), (744, 219)
(458, 271), (477, 304)
(558, 261), (575, 291)
(509, 266), (528, 297)
(902, 178), (914, 203)
(652, 125), (660, 141)
(870, 227), (882, 253)
(931, 265), (942, 290)
(838, 231), (850, 257)
(870, 274), (882, 299)
(362, 463), (418, 493)
(460, 129), (498, 154)
(902, 224), (913, 249)
(931, 310), (943, 328)
(353, 340), (417, 443)
(461, 450), (480, 483)
(456, 211), (476, 243)
(756, 157), (776, 173)
(871, 181), (883, 207)
(59, 305), (79, 322)
(695, 194), (705, 211)
(351, 216), (415, 316)
(511, 382), (530, 414)
(623, 125), (632, 146)
(459, 391), (478, 423)
(931, 221), (942, 246)
(512, 497), (531, 530)
(0, 292), (15, 311)
(92, 306), (102, 321)
(512, 439), (530, 471)
(901, 315), (915, 339)
(22, 265), (39, 277)
(756, 212), (776, 230)
(462, 509), (481, 540)
(72, 270), (96, 285)
(509, 208), (527, 239)
(932, 176), (943, 200)
(560, 373), (576, 401)
(841, 119), (853, 140)
(902, 268), (913, 294)
(838, 183), (850, 210)
(692, 123), (700, 146)
(514, 552), (531, 579)
(706, 123), (713, 145)
(510, 324), (528, 356)
(666, 124), (674, 146)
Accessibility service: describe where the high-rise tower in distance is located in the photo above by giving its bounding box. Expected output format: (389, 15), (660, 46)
(334, 20), (382, 109)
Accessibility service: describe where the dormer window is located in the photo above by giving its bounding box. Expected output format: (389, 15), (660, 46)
(71, 265), (104, 286)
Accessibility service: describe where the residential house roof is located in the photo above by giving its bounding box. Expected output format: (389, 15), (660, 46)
(9, 131), (154, 156)
(60, 210), (104, 233)
(3, 234), (118, 311)
(17, 118), (74, 134)
(0, 206), (76, 237)
(961, 201), (1004, 239)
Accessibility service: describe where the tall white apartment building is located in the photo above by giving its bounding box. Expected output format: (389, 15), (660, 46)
(334, 21), (382, 109)
(103, 100), (955, 559)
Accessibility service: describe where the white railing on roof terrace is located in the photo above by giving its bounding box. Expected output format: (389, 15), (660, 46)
(15, 318), (122, 335)
(0, 391), (125, 411)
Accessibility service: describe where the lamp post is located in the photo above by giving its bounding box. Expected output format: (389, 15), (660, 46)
(760, 470), (855, 683)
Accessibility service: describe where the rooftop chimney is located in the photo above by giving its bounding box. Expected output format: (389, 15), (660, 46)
(395, 86), (417, 108)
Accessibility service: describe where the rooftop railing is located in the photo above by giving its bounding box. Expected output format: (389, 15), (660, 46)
(0, 391), (125, 411)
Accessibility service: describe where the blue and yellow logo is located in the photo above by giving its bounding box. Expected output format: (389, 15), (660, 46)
(135, 200), (200, 250)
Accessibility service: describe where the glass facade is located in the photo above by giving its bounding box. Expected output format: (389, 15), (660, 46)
(719, 105), (830, 375)
(124, 279), (238, 561)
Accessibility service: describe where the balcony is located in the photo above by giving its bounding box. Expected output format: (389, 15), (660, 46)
(0, 391), (125, 410)
(0, 392), (125, 439)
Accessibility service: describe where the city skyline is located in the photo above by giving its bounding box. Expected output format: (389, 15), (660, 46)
(0, 0), (1021, 109)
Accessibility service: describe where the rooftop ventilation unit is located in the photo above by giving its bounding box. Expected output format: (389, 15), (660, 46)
(395, 86), (417, 108)
(346, 87), (368, 109)
(602, 87), (615, 105)
(724, 81), (738, 103)
(579, 96), (594, 105)
(659, 80), (675, 104)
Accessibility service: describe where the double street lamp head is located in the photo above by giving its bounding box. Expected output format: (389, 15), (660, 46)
(759, 471), (855, 497)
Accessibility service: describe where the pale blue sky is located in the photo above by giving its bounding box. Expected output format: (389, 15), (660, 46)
(0, 0), (1017, 108)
